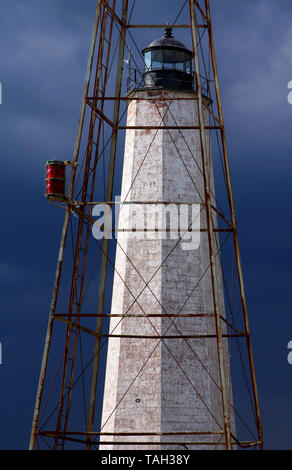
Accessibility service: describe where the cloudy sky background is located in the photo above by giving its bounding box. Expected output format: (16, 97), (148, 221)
(0, 0), (292, 449)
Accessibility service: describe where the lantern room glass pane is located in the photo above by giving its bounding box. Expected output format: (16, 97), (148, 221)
(144, 51), (151, 70)
(186, 60), (191, 74)
(151, 50), (163, 69)
(175, 50), (188, 63)
(163, 49), (175, 64)
(144, 48), (192, 74)
(175, 62), (184, 71)
(164, 61), (175, 70)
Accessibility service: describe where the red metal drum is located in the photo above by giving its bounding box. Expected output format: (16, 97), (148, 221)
(45, 160), (66, 200)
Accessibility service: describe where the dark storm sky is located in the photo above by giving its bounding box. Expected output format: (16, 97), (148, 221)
(0, 0), (292, 450)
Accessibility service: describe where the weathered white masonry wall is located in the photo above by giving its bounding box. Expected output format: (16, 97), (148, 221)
(100, 89), (234, 450)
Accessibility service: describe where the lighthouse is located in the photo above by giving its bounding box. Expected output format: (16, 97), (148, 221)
(100, 28), (234, 450)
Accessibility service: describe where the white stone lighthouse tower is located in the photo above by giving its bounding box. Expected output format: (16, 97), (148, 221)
(100, 28), (234, 450)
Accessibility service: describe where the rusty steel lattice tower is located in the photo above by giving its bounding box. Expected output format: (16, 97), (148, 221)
(29, 0), (263, 450)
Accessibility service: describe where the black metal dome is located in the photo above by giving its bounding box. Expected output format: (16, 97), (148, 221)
(143, 28), (190, 52)
(142, 28), (193, 91)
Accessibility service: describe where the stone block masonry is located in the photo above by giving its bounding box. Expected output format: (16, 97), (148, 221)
(100, 89), (234, 450)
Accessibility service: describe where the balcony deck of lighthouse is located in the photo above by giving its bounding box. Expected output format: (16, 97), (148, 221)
(100, 28), (234, 450)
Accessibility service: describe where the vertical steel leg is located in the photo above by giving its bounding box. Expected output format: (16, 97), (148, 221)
(29, 0), (102, 450)
(189, 0), (232, 450)
(204, 0), (263, 449)
(86, 0), (129, 449)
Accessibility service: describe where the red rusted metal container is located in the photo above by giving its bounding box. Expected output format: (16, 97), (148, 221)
(45, 160), (66, 200)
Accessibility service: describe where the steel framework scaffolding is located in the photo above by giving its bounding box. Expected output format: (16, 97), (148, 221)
(29, 0), (264, 450)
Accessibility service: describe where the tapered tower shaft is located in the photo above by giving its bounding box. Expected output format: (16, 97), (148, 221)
(100, 88), (234, 450)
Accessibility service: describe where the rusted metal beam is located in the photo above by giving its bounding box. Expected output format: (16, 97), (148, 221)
(86, 99), (114, 128)
(205, 0), (264, 450)
(88, 96), (200, 100)
(220, 316), (247, 337)
(38, 431), (260, 448)
(113, 228), (232, 232)
(86, 103), (222, 130)
(54, 316), (100, 338)
(100, 0), (123, 26)
(54, 5), (117, 449)
(117, 125), (222, 129)
(54, 2), (114, 450)
(193, 0), (208, 23)
(78, 200), (205, 205)
(100, 334), (245, 339)
(71, 205), (233, 234)
(54, 313), (216, 318)
(126, 24), (194, 29)
(28, 0), (103, 451)
(211, 204), (234, 229)
(55, 314), (248, 340)
(203, 100), (221, 125)
(40, 430), (224, 436)
(86, 0), (129, 449)
(189, 0), (232, 450)
(38, 431), (259, 447)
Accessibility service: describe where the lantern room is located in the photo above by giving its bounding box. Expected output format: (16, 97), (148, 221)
(142, 28), (193, 91)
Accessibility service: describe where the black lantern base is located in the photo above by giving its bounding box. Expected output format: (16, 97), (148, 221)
(143, 70), (193, 92)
